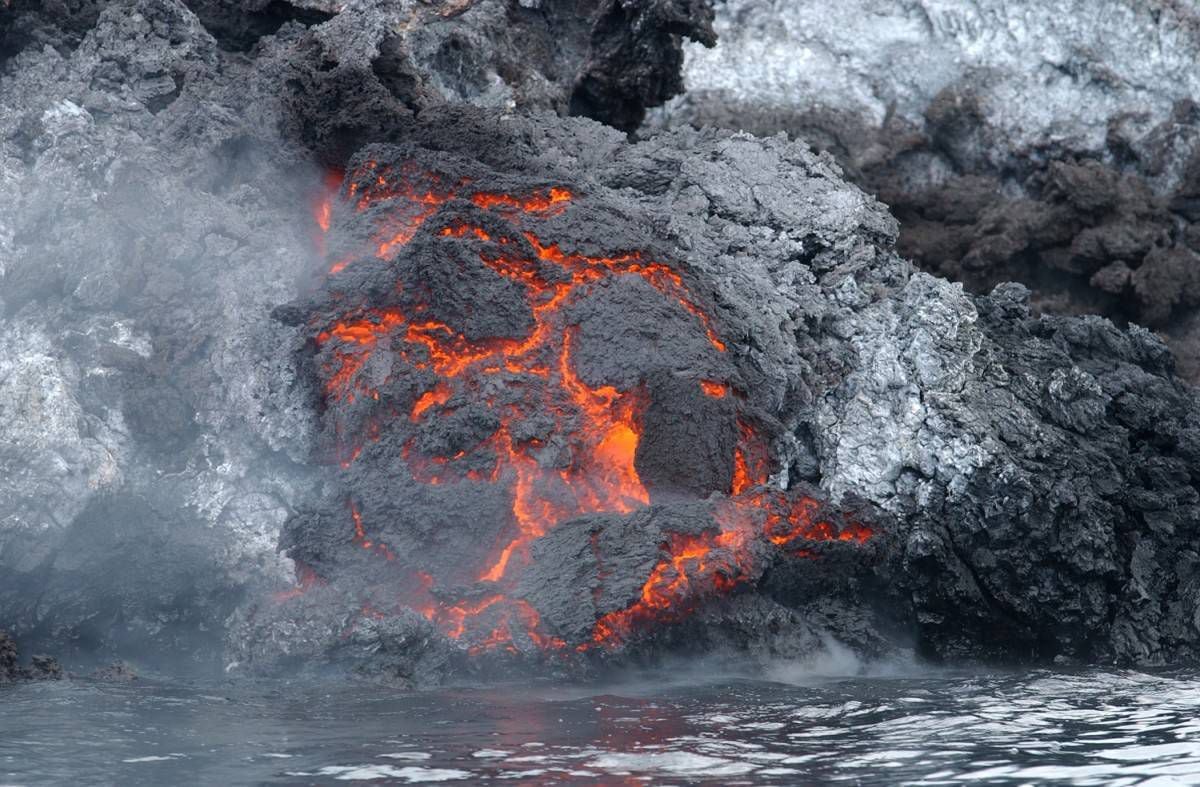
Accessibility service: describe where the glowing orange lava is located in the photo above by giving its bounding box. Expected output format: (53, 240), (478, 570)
(586, 485), (874, 649)
(272, 562), (325, 603)
(305, 163), (871, 655)
(324, 159), (575, 275)
(350, 502), (395, 561)
(312, 170), (343, 254)
(410, 384), (452, 421)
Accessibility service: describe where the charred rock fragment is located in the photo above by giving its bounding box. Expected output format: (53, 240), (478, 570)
(567, 0), (716, 132)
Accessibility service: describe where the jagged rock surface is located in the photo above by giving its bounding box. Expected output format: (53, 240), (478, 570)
(236, 110), (1200, 678)
(0, 630), (62, 683)
(653, 0), (1200, 383)
(0, 0), (712, 670)
(1, 0), (1197, 682)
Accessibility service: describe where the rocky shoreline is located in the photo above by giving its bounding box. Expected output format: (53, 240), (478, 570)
(0, 630), (62, 683)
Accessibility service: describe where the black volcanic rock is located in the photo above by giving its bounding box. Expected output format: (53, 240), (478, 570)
(566, 0), (716, 131)
(0, 631), (63, 683)
(0, 631), (17, 683)
(654, 0), (1200, 384)
(1, 0), (1198, 683)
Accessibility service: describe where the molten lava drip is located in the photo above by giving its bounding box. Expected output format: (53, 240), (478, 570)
(311, 169), (344, 257)
(296, 161), (874, 656)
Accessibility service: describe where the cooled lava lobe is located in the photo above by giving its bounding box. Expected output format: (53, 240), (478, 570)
(255, 133), (899, 677)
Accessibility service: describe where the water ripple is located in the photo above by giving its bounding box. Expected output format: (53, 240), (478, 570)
(2, 668), (1199, 784)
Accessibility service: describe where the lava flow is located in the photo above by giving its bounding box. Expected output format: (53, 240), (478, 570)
(296, 159), (873, 656)
(585, 442), (874, 650)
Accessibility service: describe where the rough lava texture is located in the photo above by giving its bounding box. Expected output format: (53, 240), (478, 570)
(0, 630), (63, 683)
(232, 110), (1200, 683)
(653, 0), (1200, 383)
(0, 0), (713, 672)
(1, 0), (1197, 684)
(229, 118), (906, 682)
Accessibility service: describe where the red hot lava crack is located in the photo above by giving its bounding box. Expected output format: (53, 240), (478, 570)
(291, 163), (874, 655)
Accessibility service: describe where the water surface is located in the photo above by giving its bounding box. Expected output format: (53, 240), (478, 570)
(3, 666), (1199, 785)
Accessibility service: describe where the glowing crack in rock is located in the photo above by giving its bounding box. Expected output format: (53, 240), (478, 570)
(298, 161), (874, 655)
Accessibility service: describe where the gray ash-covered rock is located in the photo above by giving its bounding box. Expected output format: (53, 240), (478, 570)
(238, 0), (714, 160)
(652, 0), (1200, 383)
(0, 0), (318, 671)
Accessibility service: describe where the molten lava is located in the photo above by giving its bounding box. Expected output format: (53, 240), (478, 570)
(584, 485), (874, 649)
(302, 161), (874, 656)
(311, 169), (343, 256)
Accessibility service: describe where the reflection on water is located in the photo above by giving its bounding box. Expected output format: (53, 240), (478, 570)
(2, 665), (1199, 785)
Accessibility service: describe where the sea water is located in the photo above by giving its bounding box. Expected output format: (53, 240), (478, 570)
(2, 665), (1199, 785)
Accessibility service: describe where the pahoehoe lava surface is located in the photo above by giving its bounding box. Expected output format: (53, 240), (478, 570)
(0, 0), (1198, 684)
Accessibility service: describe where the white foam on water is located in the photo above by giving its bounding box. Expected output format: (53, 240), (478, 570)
(313, 765), (473, 782)
(586, 751), (758, 777)
(1096, 742), (1200, 761)
(379, 752), (433, 761)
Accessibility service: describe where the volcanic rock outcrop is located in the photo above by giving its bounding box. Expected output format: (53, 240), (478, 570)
(654, 0), (1200, 383)
(0, 630), (62, 683)
(1, 0), (1197, 683)
(229, 109), (1200, 682)
(0, 0), (713, 670)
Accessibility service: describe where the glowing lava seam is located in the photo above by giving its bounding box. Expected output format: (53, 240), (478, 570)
(302, 164), (873, 654)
